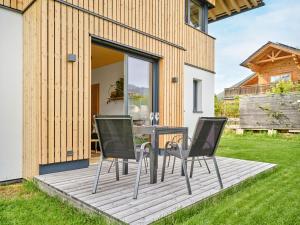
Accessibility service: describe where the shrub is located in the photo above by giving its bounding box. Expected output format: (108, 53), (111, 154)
(215, 95), (240, 118)
(270, 80), (297, 94)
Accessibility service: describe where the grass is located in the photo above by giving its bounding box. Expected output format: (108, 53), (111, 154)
(154, 132), (300, 225)
(0, 133), (299, 225)
(0, 182), (116, 225)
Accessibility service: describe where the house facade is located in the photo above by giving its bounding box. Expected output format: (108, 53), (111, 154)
(0, 0), (264, 182)
(224, 42), (300, 99)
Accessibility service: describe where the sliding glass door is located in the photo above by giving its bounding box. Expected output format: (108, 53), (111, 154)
(125, 55), (156, 126)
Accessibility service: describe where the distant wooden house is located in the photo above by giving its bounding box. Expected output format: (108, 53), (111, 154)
(224, 42), (300, 99)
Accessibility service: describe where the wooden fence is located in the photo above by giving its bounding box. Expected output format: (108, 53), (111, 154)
(240, 93), (300, 129)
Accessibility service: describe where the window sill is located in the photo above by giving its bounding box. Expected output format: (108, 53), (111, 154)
(193, 110), (203, 114)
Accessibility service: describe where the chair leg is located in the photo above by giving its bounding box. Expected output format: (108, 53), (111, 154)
(161, 152), (167, 182)
(133, 152), (144, 199)
(107, 160), (114, 173)
(115, 159), (119, 181)
(190, 157), (194, 178)
(203, 156), (211, 174)
(212, 156), (223, 189)
(197, 157), (202, 167)
(92, 157), (103, 194)
(181, 158), (192, 195)
(167, 155), (171, 167)
(144, 157), (148, 174)
(171, 156), (176, 174)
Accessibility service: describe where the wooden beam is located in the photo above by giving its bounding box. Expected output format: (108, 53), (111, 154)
(242, 0), (252, 8)
(229, 0), (241, 12)
(292, 54), (300, 69)
(208, 10), (216, 20)
(267, 50), (282, 62)
(274, 50), (282, 58)
(256, 54), (293, 64)
(247, 63), (261, 72)
(219, 0), (231, 15)
(249, 0), (258, 7)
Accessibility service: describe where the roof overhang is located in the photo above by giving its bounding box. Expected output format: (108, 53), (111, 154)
(208, 0), (264, 23)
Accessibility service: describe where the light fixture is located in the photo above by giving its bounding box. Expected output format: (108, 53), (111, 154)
(171, 77), (178, 83)
(67, 54), (77, 62)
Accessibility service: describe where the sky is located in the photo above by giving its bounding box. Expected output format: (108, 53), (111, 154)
(209, 0), (300, 94)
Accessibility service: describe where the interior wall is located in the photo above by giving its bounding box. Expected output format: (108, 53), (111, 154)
(92, 61), (124, 115)
(184, 65), (215, 137)
(0, 8), (23, 182)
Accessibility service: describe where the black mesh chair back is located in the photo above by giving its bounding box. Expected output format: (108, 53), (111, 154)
(189, 117), (227, 157)
(94, 115), (136, 159)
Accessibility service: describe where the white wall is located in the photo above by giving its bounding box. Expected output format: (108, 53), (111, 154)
(92, 61), (124, 115)
(0, 8), (23, 182)
(184, 65), (215, 137)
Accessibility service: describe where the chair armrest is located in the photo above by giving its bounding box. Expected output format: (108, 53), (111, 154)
(140, 142), (152, 151)
(171, 135), (192, 144)
(167, 141), (186, 158)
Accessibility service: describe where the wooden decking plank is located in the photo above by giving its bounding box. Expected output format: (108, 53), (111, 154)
(137, 165), (276, 224)
(117, 162), (266, 222)
(89, 159), (249, 207)
(126, 164), (275, 224)
(104, 160), (258, 214)
(34, 157), (276, 225)
(137, 164), (275, 224)
(40, 157), (255, 207)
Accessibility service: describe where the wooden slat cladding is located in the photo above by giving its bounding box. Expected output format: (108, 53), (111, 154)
(185, 26), (215, 72)
(54, 1), (204, 59)
(0, 0), (23, 10)
(23, 0), (41, 178)
(53, 0), (213, 71)
(22, 0), (214, 177)
(0, 0), (36, 11)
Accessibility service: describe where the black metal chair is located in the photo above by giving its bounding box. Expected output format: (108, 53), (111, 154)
(92, 115), (152, 199)
(161, 117), (227, 195)
(166, 136), (211, 175)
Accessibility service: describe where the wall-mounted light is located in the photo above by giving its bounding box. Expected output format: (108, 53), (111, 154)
(67, 54), (77, 62)
(171, 77), (178, 83)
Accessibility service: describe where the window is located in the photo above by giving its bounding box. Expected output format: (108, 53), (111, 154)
(186, 0), (208, 32)
(193, 79), (202, 112)
(270, 73), (291, 83)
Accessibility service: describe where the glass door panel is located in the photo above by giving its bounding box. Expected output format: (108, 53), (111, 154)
(126, 56), (153, 126)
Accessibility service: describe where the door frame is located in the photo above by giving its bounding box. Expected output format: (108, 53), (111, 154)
(124, 54), (159, 115)
(91, 36), (160, 115)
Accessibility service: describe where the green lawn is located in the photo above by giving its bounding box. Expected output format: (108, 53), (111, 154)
(0, 181), (115, 225)
(154, 133), (300, 225)
(0, 133), (299, 225)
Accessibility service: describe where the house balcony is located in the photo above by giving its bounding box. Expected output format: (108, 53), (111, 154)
(224, 82), (300, 99)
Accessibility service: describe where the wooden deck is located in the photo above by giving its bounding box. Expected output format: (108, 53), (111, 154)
(35, 157), (276, 225)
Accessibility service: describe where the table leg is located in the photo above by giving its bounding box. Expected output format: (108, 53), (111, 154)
(150, 133), (158, 184)
(122, 159), (128, 175)
(181, 131), (189, 176)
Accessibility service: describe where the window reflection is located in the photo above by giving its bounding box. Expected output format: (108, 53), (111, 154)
(127, 57), (153, 126)
(189, 0), (203, 30)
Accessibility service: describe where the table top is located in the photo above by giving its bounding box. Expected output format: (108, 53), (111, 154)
(133, 125), (188, 135)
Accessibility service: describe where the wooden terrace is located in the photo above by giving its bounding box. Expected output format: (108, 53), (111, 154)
(35, 156), (275, 225)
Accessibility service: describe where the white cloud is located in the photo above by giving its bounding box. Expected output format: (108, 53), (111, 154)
(210, 0), (300, 94)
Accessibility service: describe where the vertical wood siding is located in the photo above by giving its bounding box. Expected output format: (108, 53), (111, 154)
(20, 0), (215, 177)
(23, 0), (41, 178)
(0, 0), (36, 11)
